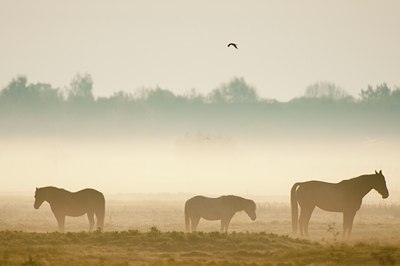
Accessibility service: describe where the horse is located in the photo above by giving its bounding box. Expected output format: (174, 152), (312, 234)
(291, 170), (389, 239)
(34, 186), (105, 232)
(184, 195), (256, 233)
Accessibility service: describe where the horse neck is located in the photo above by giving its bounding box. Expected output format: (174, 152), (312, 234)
(350, 175), (375, 198)
(43, 187), (64, 205)
(233, 197), (248, 211)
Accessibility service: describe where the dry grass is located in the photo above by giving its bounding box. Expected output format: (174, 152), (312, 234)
(0, 230), (399, 265)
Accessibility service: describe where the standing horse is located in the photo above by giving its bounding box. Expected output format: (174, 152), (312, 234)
(291, 170), (389, 238)
(184, 195), (256, 233)
(34, 186), (105, 232)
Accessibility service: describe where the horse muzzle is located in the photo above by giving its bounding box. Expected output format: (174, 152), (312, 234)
(382, 193), (389, 199)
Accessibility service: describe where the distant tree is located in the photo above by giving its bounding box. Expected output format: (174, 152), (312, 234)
(67, 73), (94, 102)
(0, 76), (29, 102)
(0, 76), (62, 108)
(360, 83), (391, 102)
(109, 91), (133, 103)
(142, 87), (178, 106)
(303, 82), (352, 101)
(184, 88), (205, 104)
(391, 87), (400, 99)
(97, 91), (134, 106)
(208, 77), (258, 103)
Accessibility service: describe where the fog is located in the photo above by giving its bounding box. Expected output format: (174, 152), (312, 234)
(0, 76), (399, 204)
(1, 129), (399, 203)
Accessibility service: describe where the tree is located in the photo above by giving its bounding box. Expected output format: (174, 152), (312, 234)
(141, 87), (178, 106)
(0, 76), (62, 108)
(360, 83), (391, 102)
(303, 82), (351, 101)
(208, 77), (258, 103)
(67, 73), (94, 102)
(108, 91), (133, 103)
(0, 76), (29, 101)
(184, 88), (205, 104)
(391, 87), (400, 99)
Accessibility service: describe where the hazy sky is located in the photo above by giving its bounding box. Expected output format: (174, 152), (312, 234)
(1, 0), (399, 101)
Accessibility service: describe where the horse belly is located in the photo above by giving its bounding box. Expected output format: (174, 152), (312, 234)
(317, 203), (344, 213)
(65, 208), (88, 217)
(201, 213), (221, 221)
(199, 205), (223, 221)
(67, 212), (87, 217)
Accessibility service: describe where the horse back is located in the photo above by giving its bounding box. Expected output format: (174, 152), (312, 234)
(73, 189), (105, 204)
(59, 188), (104, 216)
(296, 181), (361, 212)
(185, 196), (234, 221)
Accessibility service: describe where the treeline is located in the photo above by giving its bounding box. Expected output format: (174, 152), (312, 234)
(0, 74), (399, 136)
(1, 74), (400, 108)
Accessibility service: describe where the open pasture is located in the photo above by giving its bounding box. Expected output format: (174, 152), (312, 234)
(1, 195), (400, 265)
(0, 229), (399, 265)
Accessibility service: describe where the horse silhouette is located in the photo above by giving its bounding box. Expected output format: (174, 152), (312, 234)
(291, 170), (389, 238)
(184, 195), (256, 233)
(34, 186), (105, 232)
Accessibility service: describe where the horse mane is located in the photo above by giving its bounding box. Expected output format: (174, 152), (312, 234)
(41, 186), (60, 190)
(40, 186), (62, 192)
(338, 174), (375, 184)
(39, 186), (70, 195)
(220, 195), (246, 202)
(220, 195), (253, 209)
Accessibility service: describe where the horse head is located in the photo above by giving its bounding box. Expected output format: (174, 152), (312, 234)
(374, 170), (389, 199)
(244, 200), (257, 221)
(34, 187), (45, 209)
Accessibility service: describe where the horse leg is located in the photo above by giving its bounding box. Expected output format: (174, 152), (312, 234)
(94, 207), (105, 232)
(190, 216), (200, 232)
(55, 215), (65, 233)
(299, 206), (315, 238)
(342, 213), (348, 238)
(343, 211), (356, 239)
(220, 217), (232, 233)
(87, 211), (95, 232)
(299, 213), (304, 238)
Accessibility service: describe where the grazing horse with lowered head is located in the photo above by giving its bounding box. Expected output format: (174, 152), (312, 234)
(34, 186), (105, 232)
(291, 170), (389, 238)
(184, 195), (256, 233)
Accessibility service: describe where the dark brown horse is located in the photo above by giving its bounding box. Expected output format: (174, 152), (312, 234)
(184, 195), (256, 233)
(34, 186), (105, 232)
(291, 170), (389, 238)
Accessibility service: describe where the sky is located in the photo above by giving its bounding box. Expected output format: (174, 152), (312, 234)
(1, 0), (400, 101)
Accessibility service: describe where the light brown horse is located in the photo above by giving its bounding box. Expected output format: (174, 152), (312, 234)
(184, 195), (256, 233)
(34, 186), (105, 232)
(291, 170), (389, 238)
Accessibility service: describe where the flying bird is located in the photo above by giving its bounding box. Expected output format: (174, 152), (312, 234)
(227, 43), (238, 49)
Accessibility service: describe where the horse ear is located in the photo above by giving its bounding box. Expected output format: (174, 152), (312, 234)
(379, 170), (382, 175)
(375, 170), (378, 174)
(36, 187), (38, 191)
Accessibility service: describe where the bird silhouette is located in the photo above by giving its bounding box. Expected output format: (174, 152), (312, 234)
(227, 43), (238, 49)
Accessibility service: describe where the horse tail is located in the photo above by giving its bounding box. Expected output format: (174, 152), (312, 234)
(291, 182), (301, 234)
(184, 201), (190, 232)
(95, 193), (106, 232)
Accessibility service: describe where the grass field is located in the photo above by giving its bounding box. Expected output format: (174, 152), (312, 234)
(0, 230), (399, 265)
(1, 195), (400, 265)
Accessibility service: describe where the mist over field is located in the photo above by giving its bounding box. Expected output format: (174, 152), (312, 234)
(2, 1), (400, 264)
(1, 75), (399, 202)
